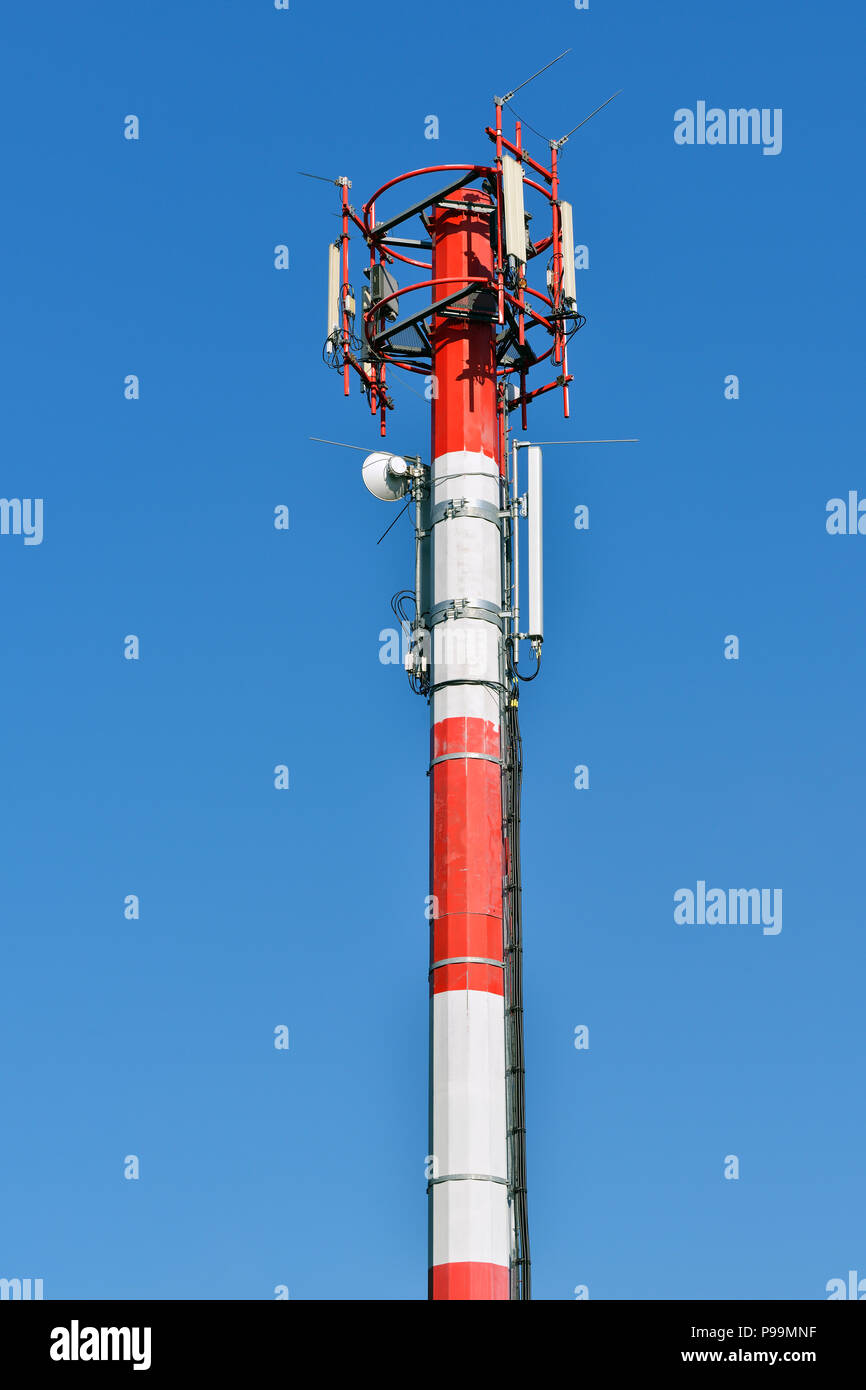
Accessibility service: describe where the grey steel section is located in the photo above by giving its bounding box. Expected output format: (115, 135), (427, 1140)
(415, 478), (429, 622)
(380, 236), (432, 250)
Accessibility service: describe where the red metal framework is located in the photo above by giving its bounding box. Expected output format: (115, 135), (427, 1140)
(323, 101), (586, 450)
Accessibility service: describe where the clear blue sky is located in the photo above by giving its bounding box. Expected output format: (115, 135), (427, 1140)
(1, 0), (863, 1300)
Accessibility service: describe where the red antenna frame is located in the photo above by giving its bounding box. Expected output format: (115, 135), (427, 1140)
(324, 100), (585, 444)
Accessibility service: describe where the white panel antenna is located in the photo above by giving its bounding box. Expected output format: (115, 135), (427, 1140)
(327, 242), (340, 351)
(502, 154), (527, 263)
(527, 446), (543, 641)
(559, 201), (577, 308)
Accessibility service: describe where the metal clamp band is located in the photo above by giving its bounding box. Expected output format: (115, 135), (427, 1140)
(434, 199), (494, 212)
(429, 597), (503, 629)
(429, 956), (505, 970)
(430, 497), (502, 528)
(428, 678), (506, 693)
(427, 1173), (508, 1192)
(429, 751), (501, 767)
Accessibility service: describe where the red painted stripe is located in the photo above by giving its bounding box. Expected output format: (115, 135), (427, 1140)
(430, 193), (498, 461)
(431, 908), (502, 965)
(430, 715), (503, 996)
(429, 763), (502, 918)
(430, 962), (504, 996)
(431, 780), (501, 948)
(432, 716), (499, 760)
(429, 1261), (510, 1301)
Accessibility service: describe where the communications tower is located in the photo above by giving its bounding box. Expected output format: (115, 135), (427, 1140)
(318, 78), (587, 1300)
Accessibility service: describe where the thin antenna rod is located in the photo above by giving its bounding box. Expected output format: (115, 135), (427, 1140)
(498, 49), (571, 105)
(298, 170), (339, 184)
(310, 434), (420, 461)
(553, 90), (623, 146)
(309, 435), (370, 452)
(376, 498), (412, 545)
(523, 437), (639, 445)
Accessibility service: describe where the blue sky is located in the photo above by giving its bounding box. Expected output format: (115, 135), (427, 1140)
(1, 0), (863, 1299)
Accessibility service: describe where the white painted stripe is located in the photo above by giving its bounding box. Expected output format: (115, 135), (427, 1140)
(430, 448), (503, 703)
(427, 618), (500, 691)
(433, 515), (500, 603)
(429, 444), (509, 1280)
(431, 988), (507, 1178)
(431, 683), (501, 725)
(431, 449), (500, 508)
(430, 1178), (511, 1269)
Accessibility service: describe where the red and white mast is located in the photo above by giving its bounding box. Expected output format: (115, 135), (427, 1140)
(427, 188), (510, 1299)
(317, 78), (592, 1298)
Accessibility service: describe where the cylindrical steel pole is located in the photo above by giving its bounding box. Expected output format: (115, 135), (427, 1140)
(427, 189), (511, 1300)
